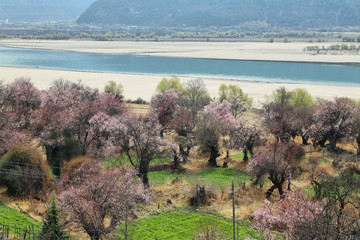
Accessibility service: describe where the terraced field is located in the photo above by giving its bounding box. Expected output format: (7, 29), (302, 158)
(118, 211), (253, 240)
(0, 202), (40, 237)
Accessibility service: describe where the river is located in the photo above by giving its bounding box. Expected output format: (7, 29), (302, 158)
(0, 46), (359, 86)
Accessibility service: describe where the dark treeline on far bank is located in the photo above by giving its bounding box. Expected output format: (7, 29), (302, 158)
(1, 22), (360, 42)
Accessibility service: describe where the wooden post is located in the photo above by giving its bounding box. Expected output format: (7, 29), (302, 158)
(23, 227), (27, 240)
(125, 206), (128, 240)
(232, 180), (235, 240)
(228, 179), (238, 240)
(237, 220), (239, 240)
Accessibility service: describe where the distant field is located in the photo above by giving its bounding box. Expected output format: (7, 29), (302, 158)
(118, 210), (254, 240)
(0, 202), (40, 236)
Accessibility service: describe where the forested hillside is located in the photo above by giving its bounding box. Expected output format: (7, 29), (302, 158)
(78, 0), (360, 28)
(0, 0), (94, 22)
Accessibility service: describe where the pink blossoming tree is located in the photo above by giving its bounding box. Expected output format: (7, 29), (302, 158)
(7, 77), (41, 129)
(254, 188), (323, 239)
(0, 80), (28, 156)
(150, 89), (179, 137)
(311, 97), (358, 151)
(196, 100), (237, 167)
(109, 113), (176, 187)
(228, 121), (263, 162)
(248, 142), (305, 198)
(58, 160), (151, 240)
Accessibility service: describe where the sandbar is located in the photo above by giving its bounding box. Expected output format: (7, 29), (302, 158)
(1, 39), (360, 63)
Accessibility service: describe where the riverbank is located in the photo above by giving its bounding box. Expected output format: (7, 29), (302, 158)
(1, 40), (359, 105)
(1, 66), (359, 107)
(1, 39), (360, 64)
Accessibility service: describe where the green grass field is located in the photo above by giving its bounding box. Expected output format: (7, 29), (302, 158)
(148, 167), (252, 188)
(0, 202), (40, 236)
(104, 155), (172, 168)
(230, 153), (245, 161)
(118, 211), (254, 240)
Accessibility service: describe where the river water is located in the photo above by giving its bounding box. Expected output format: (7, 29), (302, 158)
(0, 46), (359, 86)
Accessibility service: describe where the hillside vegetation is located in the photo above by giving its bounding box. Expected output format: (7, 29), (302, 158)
(78, 0), (360, 28)
(0, 0), (94, 22)
(2, 78), (360, 239)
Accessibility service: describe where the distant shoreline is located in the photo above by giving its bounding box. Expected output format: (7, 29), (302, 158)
(1, 44), (360, 66)
(1, 39), (360, 64)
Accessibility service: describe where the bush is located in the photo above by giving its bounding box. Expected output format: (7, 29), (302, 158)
(189, 182), (217, 206)
(63, 156), (91, 173)
(126, 97), (148, 104)
(0, 144), (50, 198)
(194, 219), (230, 240)
(62, 156), (94, 185)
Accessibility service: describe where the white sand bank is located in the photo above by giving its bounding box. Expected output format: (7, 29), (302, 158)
(1, 40), (360, 63)
(1, 66), (359, 107)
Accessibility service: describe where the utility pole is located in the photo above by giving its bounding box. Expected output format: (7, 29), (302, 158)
(229, 179), (238, 240)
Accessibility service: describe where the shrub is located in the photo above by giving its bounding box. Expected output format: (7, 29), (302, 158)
(189, 182), (217, 206)
(62, 156), (95, 187)
(194, 219), (230, 240)
(0, 144), (50, 198)
(126, 97), (148, 104)
(63, 156), (92, 174)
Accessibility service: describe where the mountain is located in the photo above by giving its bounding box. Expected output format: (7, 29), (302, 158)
(77, 0), (360, 28)
(0, 0), (95, 23)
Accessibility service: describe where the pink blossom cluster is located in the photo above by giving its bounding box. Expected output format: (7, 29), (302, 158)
(254, 188), (323, 239)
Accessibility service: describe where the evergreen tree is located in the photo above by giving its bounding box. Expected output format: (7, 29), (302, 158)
(39, 194), (68, 240)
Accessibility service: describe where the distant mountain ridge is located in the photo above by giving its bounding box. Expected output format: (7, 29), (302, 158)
(0, 0), (95, 22)
(77, 0), (360, 28)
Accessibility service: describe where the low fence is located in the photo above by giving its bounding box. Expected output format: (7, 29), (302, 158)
(0, 222), (37, 240)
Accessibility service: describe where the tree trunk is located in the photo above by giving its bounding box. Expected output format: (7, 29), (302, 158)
(301, 134), (309, 145)
(329, 137), (337, 151)
(266, 180), (284, 199)
(357, 137), (360, 156)
(172, 150), (180, 169)
(179, 144), (190, 163)
(266, 185), (277, 199)
(139, 159), (150, 188)
(90, 234), (100, 240)
(249, 147), (254, 158)
(278, 184), (284, 198)
(243, 149), (249, 163)
(208, 145), (220, 167)
(81, 143), (87, 156)
(318, 137), (327, 148)
(160, 128), (164, 138)
(287, 179), (291, 191)
(45, 146), (62, 177)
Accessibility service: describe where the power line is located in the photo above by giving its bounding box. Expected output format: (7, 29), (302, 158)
(0, 160), (65, 169)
